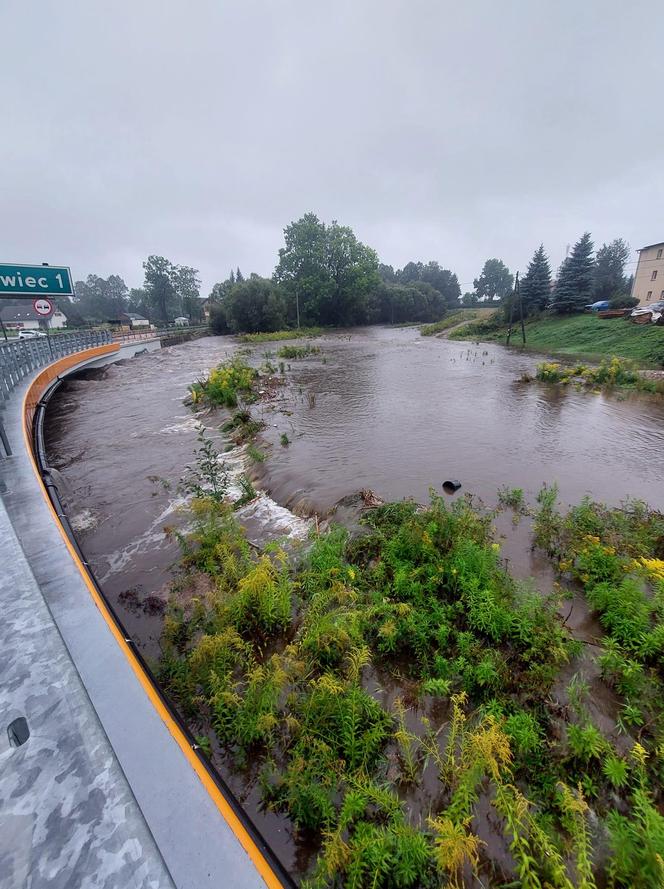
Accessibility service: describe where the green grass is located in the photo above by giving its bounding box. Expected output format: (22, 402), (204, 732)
(449, 313), (664, 367)
(237, 327), (324, 343)
(420, 311), (477, 336)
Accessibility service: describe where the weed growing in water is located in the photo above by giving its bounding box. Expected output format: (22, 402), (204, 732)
(189, 357), (257, 408)
(277, 344), (321, 359)
(158, 482), (664, 887)
(180, 427), (228, 502)
(246, 444), (266, 463)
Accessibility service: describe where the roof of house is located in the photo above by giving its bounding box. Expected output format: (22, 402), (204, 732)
(111, 312), (147, 321)
(638, 242), (664, 252)
(0, 305), (66, 322)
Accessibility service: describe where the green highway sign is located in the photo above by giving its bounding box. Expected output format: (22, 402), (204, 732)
(0, 263), (74, 297)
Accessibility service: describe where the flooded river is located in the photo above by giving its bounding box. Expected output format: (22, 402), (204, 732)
(44, 325), (664, 878)
(46, 326), (664, 650)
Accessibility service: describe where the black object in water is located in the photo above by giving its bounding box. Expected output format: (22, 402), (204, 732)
(443, 479), (462, 494)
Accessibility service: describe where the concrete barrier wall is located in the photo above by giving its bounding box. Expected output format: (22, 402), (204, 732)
(5, 346), (284, 889)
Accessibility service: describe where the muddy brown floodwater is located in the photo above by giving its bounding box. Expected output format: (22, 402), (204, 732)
(45, 326), (664, 881)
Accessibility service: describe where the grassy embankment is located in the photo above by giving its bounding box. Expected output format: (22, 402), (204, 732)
(420, 311), (478, 336)
(237, 327), (324, 344)
(166, 360), (664, 888)
(449, 313), (664, 368)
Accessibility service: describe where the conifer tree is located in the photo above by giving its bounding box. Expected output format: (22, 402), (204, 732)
(552, 232), (594, 313)
(521, 244), (552, 314)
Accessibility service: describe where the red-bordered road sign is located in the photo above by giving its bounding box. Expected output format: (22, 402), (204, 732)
(33, 297), (54, 318)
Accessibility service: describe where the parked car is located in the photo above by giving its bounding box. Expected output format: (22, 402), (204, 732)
(630, 301), (664, 325)
(18, 329), (47, 339)
(584, 300), (610, 312)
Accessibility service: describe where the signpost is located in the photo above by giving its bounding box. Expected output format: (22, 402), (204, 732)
(33, 297), (54, 318)
(0, 263), (73, 298)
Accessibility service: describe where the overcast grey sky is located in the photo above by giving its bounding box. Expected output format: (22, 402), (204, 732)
(2, 0), (663, 295)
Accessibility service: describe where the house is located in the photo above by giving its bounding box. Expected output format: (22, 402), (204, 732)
(173, 316), (189, 327)
(631, 241), (664, 305)
(110, 312), (150, 330)
(0, 305), (67, 330)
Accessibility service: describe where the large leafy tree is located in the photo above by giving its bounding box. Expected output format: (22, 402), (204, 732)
(172, 265), (202, 320)
(224, 277), (287, 333)
(551, 233), (595, 314)
(143, 255), (178, 321)
(274, 213), (379, 326)
(520, 244), (552, 315)
(394, 261), (460, 309)
(473, 259), (513, 303)
(592, 238), (630, 300)
(322, 221), (380, 325)
(73, 274), (129, 321)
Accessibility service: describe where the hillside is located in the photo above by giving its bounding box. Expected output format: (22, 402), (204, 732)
(449, 313), (664, 367)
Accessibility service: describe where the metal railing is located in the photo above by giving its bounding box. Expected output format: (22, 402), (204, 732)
(0, 330), (112, 456)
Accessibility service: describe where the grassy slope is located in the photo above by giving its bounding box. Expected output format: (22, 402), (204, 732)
(451, 314), (664, 367)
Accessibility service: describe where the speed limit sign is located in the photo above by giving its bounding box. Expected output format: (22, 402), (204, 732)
(33, 297), (54, 318)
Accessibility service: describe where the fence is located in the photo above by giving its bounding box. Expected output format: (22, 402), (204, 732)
(0, 330), (112, 456)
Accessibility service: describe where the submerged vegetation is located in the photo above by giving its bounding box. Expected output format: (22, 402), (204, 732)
(277, 344), (321, 360)
(238, 327), (324, 344)
(157, 457), (664, 887)
(189, 357), (258, 408)
(531, 356), (661, 394)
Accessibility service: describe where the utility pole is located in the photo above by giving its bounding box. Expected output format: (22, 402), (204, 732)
(506, 271), (525, 346)
(295, 288), (300, 329)
(517, 271), (526, 345)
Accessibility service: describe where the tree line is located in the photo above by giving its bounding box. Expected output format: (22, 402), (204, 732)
(63, 214), (634, 332)
(208, 213), (461, 334)
(67, 257), (203, 326)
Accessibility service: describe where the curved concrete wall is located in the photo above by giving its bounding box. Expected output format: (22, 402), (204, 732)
(1, 346), (281, 889)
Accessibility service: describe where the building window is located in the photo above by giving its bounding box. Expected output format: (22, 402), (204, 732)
(657, 248), (663, 259)
(647, 291), (652, 299)
(652, 270), (658, 280)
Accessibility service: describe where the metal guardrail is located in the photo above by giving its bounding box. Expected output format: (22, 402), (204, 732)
(0, 330), (112, 456)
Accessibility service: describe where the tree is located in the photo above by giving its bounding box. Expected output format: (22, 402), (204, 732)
(321, 221), (380, 325)
(274, 213), (329, 325)
(127, 287), (149, 315)
(461, 291), (479, 307)
(72, 274), (129, 321)
(172, 265), (202, 320)
(393, 260), (460, 309)
(551, 233), (595, 314)
(378, 263), (395, 283)
(224, 277), (287, 333)
(520, 245), (552, 315)
(208, 302), (230, 334)
(592, 238), (630, 301)
(143, 255), (177, 321)
(473, 259), (513, 303)
(274, 213), (379, 326)
(236, 267), (244, 283)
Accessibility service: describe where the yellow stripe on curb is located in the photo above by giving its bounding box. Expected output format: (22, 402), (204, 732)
(22, 347), (281, 889)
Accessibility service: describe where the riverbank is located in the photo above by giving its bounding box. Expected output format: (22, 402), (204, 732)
(449, 313), (664, 368)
